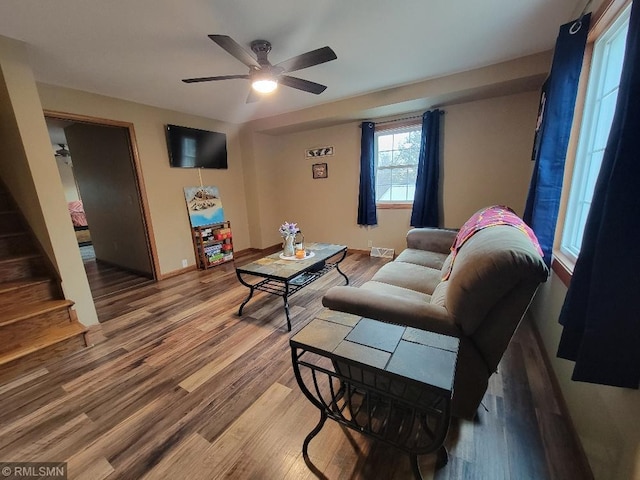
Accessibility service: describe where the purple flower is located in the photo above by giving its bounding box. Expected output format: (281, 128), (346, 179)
(279, 221), (299, 237)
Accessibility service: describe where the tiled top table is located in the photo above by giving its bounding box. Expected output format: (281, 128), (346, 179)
(290, 310), (459, 479)
(235, 243), (348, 331)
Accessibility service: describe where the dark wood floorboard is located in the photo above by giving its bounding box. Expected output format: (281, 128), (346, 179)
(0, 251), (592, 479)
(80, 245), (154, 304)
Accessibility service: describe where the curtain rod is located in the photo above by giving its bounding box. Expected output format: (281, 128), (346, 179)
(570, 0), (592, 33)
(361, 110), (445, 127)
(375, 114), (422, 125)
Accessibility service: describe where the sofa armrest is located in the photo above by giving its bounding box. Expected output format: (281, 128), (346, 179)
(406, 228), (457, 254)
(322, 286), (461, 338)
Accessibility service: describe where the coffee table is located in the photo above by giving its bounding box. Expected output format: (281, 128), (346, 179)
(235, 243), (348, 331)
(290, 310), (459, 479)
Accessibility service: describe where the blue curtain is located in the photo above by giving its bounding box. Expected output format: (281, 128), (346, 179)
(357, 122), (377, 225)
(410, 109), (441, 228)
(557, 1), (640, 389)
(523, 14), (591, 266)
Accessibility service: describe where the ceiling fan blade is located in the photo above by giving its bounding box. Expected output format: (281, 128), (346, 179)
(274, 46), (337, 73)
(246, 89), (260, 104)
(208, 35), (260, 68)
(182, 74), (249, 83)
(279, 76), (327, 94)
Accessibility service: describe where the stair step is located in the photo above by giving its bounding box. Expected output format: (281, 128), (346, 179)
(0, 185), (89, 380)
(0, 253), (40, 264)
(0, 299), (75, 328)
(0, 278), (52, 295)
(0, 278), (58, 309)
(0, 321), (87, 367)
(0, 232), (34, 257)
(0, 253), (48, 281)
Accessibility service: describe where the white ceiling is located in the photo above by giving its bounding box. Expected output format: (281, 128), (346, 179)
(0, 0), (592, 125)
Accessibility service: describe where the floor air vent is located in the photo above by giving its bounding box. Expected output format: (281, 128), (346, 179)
(370, 247), (395, 259)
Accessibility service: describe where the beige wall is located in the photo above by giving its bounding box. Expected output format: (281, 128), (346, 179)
(239, 130), (281, 248)
(37, 84), (251, 276)
(0, 36), (98, 326)
(530, 277), (640, 480)
(248, 90), (539, 255)
(441, 92), (538, 226)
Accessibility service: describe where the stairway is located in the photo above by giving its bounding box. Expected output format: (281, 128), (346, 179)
(0, 185), (87, 381)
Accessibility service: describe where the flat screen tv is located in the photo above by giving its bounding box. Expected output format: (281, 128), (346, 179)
(166, 124), (228, 169)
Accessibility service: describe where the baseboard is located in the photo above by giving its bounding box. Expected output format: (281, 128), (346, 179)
(94, 257), (155, 279)
(160, 264), (197, 280)
(527, 314), (595, 480)
(234, 244), (281, 260)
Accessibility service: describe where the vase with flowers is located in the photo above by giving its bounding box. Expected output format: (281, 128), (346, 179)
(279, 221), (299, 257)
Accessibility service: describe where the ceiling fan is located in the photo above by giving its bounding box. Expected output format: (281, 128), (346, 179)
(54, 144), (70, 157)
(182, 35), (337, 103)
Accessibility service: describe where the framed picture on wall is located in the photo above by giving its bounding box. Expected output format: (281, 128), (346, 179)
(306, 146), (334, 158)
(312, 163), (328, 179)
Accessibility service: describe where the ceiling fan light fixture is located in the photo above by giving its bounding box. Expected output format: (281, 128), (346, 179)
(182, 35), (336, 101)
(252, 78), (278, 94)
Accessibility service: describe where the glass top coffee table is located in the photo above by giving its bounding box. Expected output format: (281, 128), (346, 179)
(235, 243), (348, 331)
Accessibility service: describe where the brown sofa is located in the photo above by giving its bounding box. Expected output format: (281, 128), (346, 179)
(322, 223), (549, 419)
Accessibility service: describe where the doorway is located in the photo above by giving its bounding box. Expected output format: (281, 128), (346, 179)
(46, 112), (158, 301)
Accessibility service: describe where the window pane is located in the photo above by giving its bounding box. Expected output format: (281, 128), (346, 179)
(389, 185), (408, 201)
(378, 150), (392, 167)
(376, 184), (391, 201)
(375, 125), (422, 203)
(376, 168), (392, 186)
(584, 150), (604, 200)
(602, 22), (629, 93)
(561, 6), (630, 260)
(391, 167), (408, 185)
(407, 166), (418, 184)
(378, 134), (393, 151)
(393, 132), (410, 149)
(593, 92), (618, 148)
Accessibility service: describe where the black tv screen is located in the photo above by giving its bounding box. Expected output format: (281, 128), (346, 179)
(166, 124), (228, 169)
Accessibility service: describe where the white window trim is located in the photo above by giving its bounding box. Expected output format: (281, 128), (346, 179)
(560, 4), (630, 264)
(374, 123), (421, 206)
(552, 0), (632, 283)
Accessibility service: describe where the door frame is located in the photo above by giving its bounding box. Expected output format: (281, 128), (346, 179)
(45, 110), (159, 281)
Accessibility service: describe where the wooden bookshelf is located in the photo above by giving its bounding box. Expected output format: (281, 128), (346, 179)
(191, 221), (233, 270)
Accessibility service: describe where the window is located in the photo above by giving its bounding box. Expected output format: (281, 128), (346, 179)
(561, 5), (630, 262)
(181, 137), (197, 167)
(374, 125), (421, 204)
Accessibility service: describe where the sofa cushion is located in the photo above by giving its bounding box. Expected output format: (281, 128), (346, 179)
(406, 227), (457, 253)
(430, 281), (448, 307)
(395, 248), (449, 269)
(361, 280), (431, 303)
(440, 253), (453, 277)
(371, 261), (441, 295)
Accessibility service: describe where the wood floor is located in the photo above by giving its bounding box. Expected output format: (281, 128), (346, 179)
(0, 251), (592, 479)
(80, 245), (154, 301)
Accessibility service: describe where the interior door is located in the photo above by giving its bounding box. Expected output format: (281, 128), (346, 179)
(65, 123), (154, 277)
